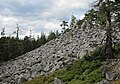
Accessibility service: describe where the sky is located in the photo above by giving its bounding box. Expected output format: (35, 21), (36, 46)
(0, 0), (95, 38)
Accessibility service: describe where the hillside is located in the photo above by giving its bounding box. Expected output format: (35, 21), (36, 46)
(0, 21), (105, 84)
(0, 0), (120, 84)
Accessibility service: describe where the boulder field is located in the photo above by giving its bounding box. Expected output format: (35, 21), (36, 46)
(0, 22), (105, 84)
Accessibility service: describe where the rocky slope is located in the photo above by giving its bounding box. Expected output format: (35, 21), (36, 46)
(0, 21), (105, 84)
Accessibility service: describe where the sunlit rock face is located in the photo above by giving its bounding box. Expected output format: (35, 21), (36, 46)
(0, 21), (105, 84)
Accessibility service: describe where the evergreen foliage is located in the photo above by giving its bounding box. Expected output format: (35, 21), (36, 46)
(0, 31), (59, 63)
(82, 0), (120, 59)
(60, 21), (69, 32)
(47, 31), (57, 42)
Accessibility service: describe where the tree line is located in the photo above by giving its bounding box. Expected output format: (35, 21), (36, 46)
(0, 31), (59, 62)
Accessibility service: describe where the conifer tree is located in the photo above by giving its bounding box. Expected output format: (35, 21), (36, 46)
(94, 0), (118, 59)
(60, 21), (69, 32)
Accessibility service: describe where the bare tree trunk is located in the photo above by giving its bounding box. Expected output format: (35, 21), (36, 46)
(104, 0), (114, 59)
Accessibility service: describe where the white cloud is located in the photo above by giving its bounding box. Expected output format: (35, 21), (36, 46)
(0, 0), (95, 38)
(2, 16), (18, 23)
(53, 0), (89, 9)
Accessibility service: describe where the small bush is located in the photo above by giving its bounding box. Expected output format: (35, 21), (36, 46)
(85, 66), (104, 83)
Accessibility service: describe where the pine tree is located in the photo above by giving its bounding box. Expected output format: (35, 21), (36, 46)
(60, 21), (69, 32)
(94, 0), (116, 59)
(70, 15), (77, 28)
(47, 31), (57, 42)
(39, 33), (47, 46)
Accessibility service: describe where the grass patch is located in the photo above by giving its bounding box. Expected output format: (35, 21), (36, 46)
(24, 59), (104, 84)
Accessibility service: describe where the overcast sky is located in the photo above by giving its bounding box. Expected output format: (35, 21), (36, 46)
(0, 0), (95, 38)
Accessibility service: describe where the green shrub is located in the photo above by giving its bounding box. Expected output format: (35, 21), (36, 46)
(58, 72), (75, 82)
(83, 46), (110, 61)
(24, 46), (104, 84)
(74, 74), (80, 79)
(83, 69), (91, 75)
(85, 66), (104, 83)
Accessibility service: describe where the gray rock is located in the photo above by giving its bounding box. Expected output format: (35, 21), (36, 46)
(44, 65), (50, 72)
(96, 80), (110, 84)
(103, 67), (118, 81)
(79, 50), (86, 59)
(31, 71), (39, 78)
(17, 74), (28, 84)
(52, 65), (60, 72)
(105, 71), (117, 81)
(54, 77), (63, 84)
